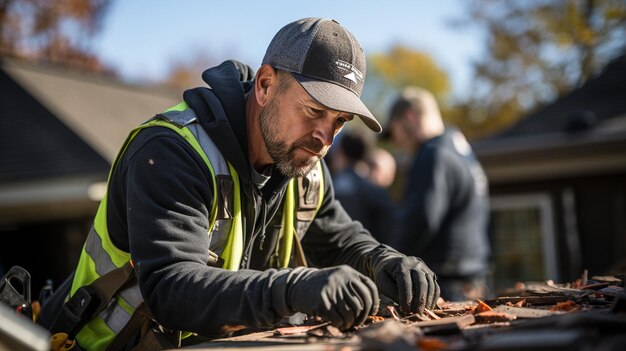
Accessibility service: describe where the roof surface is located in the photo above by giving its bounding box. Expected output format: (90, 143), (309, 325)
(470, 53), (626, 183)
(0, 59), (180, 183)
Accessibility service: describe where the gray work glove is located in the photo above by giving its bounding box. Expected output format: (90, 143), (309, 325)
(367, 244), (440, 314)
(286, 265), (379, 330)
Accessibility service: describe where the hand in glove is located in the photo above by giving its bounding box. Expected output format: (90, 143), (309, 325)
(367, 245), (440, 314)
(286, 265), (379, 330)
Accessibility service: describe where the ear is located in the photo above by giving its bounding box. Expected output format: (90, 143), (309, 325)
(254, 64), (277, 107)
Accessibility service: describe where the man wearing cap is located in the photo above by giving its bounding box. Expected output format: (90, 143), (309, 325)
(40, 18), (439, 349)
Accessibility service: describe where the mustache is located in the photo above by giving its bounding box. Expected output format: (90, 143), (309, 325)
(293, 137), (325, 155)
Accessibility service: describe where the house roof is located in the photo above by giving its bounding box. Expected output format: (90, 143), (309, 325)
(1, 62), (111, 184)
(0, 59), (180, 222)
(1, 59), (180, 165)
(473, 53), (626, 184)
(497, 53), (626, 138)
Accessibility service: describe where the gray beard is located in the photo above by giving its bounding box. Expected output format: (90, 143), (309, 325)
(259, 99), (322, 177)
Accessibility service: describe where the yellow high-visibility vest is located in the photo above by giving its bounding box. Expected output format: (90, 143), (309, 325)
(69, 103), (324, 350)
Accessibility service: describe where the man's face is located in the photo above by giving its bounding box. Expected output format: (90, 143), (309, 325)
(390, 116), (415, 153)
(259, 73), (353, 177)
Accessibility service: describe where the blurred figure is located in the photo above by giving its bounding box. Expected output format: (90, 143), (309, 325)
(331, 130), (395, 243)
(367, 147), (397, 189)
(385, 87), (491, 301)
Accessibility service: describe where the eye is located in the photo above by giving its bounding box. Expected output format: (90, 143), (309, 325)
(306, 106), (324, 117)
(336, 116), (349, 127)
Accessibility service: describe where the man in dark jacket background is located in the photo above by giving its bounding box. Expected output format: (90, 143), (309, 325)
(330, 129), (395, 243)
(385, 86), (491, 301)
(40, 18), (440, 348)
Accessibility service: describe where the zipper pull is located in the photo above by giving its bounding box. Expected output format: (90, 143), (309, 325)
(258, 197), (267, 251)
(258, 231), (266, 250)
(241, 254), (249, 269)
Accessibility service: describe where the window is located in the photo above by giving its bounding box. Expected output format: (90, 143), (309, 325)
(489, 193), (558, 290)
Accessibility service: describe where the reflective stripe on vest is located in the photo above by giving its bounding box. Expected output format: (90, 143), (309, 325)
(70, 105), (240, 349)
(162, 109), (244, 270)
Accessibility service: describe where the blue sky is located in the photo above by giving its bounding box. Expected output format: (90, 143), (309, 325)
(93, 0), (483, 98)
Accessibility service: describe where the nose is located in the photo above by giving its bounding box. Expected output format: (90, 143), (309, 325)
(312, 121), (335, 147)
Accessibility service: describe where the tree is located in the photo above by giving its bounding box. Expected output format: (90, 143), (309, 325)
(363, 45), (451, 125)
(363, 46), (495, 140)
(161, 51), (219, 91)
(457, 0), (626, 138)
(0, 0), (112, 73)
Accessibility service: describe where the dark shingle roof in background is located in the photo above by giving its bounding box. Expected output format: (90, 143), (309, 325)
(472, 53), (626, 184)
(0, 59), (180, 183)
(0, 68), (109, 182)
(496, 53), (626, 138)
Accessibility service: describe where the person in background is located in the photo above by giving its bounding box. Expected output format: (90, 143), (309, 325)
(39, 19), (440, 350)
(384, 86), (491, 301)
(366, 147), (397, 189)
(331, 130), (395, 243)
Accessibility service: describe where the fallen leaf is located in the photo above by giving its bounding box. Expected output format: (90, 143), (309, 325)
(474, 311), (517, 323)
(474, 299), (492, 314)
(275, 322), (329, 336)
(549, 300), (578, 312)
(424, 309), (441, 320)
(417, 336), (449, 351)
(368, 315), (385, 323)
(506, 299), (526, 307)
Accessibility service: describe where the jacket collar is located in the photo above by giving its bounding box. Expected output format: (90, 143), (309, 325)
(183, 60), (290, 195)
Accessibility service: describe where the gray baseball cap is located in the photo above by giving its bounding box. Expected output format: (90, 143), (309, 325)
(262, 18), (382, 133)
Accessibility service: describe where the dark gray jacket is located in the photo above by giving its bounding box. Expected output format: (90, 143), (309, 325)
(391, 128), (491, 279)
(333, 169), (394, 244)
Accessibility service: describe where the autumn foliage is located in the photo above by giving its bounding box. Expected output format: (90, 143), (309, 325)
(0, 0), (113, 74)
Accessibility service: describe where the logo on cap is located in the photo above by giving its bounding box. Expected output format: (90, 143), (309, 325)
(335, 60), (363, 84)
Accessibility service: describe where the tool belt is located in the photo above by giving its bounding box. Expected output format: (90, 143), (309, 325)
(49, 262), (180, 351)
(0, 266), (33, 319)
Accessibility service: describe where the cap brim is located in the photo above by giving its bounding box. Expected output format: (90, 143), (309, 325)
(379, 126), (392, 141)
(293, 74), (382, 133)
